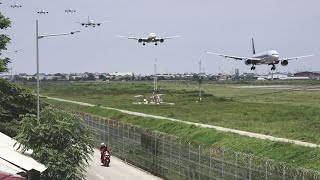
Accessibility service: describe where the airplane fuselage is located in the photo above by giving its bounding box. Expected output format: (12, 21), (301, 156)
(251, 50), (279, 65)
(146, 33), (157, 42)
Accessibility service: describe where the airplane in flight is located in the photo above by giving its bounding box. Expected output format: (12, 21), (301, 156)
(11, 3), (22, 8)
(37, 10), (48, 14)
(65, 8), (76, 13)
(76, 16), (108, 27)
(118, 33), (180, 46)
(206, 38), (314, 71)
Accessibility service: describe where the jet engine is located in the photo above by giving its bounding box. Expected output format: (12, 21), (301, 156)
(160, 39), (164, 43)
(138, 39), (143, 43)
(281, 60), (288, 66)
(244, 59), (252, 65)
(97, 24), (101, 26)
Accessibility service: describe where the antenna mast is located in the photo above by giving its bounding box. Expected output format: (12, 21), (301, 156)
(154, 58), (158, 93)
(199, 59), (202, 102)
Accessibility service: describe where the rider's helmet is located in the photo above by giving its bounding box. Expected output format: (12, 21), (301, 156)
(101, 142), (107, 148)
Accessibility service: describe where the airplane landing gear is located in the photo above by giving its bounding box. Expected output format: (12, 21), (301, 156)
(155, 43), (158, 46)
(250, 66), (256, 70)
(271, 65), (276, 71)
(143, 43), (146, 46)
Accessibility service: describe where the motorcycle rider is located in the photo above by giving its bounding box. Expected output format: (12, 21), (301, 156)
(100, 142), (110, 160)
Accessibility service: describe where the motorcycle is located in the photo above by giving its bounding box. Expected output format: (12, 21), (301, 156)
(101, 151), (111, 166)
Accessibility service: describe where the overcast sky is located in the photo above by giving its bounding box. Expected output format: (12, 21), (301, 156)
(1, 0), (320, 75)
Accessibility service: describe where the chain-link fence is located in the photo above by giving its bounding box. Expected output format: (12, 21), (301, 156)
(71, 110), (319, 180)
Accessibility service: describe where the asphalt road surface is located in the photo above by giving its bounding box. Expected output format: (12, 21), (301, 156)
(85, 149), (161, 180)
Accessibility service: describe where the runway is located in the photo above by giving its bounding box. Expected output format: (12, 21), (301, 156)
(234, 85), (320, 91)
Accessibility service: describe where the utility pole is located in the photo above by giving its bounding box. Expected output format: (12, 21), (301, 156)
(10, 67), (13, 81)
(154, 58), (158, 93)
(198, 59), (202, 102)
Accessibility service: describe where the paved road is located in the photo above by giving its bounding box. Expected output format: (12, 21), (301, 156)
(46, 96), (320, 148)
(86, 149), (161, 180)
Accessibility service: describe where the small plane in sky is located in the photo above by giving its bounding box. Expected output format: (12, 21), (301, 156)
(65, 8), (76, 13)
(206, 38), (314, 71)
(37, 10), (48, 14)
(76, 16), (108, 27)
(11, 3), (22, 8)
(118, 33), (180, 46)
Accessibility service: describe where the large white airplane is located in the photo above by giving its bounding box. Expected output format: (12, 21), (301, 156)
(76, 16), (107, 27)
(118, 33), (179, 46)
(206, 38), (314, 71)
(65, 8), (76, 13)
(11, 3), (22, 8)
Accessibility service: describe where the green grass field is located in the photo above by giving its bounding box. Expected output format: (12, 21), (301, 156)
(26, 81), (320, 144)
(44, 99), (320, 171)
(20, 81), (320, 171)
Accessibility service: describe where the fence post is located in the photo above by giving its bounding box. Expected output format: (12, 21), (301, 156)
(162, 136), (165, 178)
(235, 153), (238, 180)
(221, 149), (224, 180)
(122, 123), (125, 154)
(99, 118), (102, 143)
(198, 145), (201, 180)
(179, 139), (181, 180)
(249, 156), (252, 180)
(209, 148), (212, 180)
(107, 119), (110, 146)
(133, 126), (136, 154)
(265, 160), (268, 180)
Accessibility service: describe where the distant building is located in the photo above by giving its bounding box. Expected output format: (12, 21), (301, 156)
(294, 71), (320, 79)
(267, 73), (288, 80)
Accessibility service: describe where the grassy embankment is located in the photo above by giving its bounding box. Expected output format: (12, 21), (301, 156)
(21, 81), (320, 171)
(45, 99), (320, 171)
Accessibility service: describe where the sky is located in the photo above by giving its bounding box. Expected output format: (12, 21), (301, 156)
(1, 0), (320, 75)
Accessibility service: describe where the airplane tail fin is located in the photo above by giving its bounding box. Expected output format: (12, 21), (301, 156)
(252, 38), (256, 55)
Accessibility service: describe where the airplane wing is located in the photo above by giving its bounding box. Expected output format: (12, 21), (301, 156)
(116, 35), (140, 40)
(128, 37), (141, 40)
(96, 20), (109, 24)
(205, 51), (261, 61)
(162, 36), (180, 40)
(279, 55), (314, 61)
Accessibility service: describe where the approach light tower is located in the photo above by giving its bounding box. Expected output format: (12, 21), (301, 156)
(198, 59), (202, 102)
(154, 59), (158, 93)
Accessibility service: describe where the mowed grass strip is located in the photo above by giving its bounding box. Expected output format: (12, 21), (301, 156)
(29, 82), (320, 144)
(45, 99), (320, 171)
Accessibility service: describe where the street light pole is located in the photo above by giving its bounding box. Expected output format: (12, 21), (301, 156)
(35, 20), (80, 124)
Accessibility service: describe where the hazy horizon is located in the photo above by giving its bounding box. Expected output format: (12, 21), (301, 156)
(1, 0), (319, 75)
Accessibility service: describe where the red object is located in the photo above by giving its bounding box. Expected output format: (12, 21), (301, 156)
(0, 171), (26, 180)
(100, 146), (110, 154)
(100, 151), (111, 166)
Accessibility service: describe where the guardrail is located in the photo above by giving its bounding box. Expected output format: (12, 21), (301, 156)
(69, 110), (319, 180)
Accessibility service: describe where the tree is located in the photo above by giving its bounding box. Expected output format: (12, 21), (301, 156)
(15, 107), (96, 180)
(86, 73), (95, 81)
(0, 12), (11, 72)
(0, 79), (37, 137)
